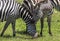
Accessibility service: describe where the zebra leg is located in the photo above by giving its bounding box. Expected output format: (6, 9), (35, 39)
(47, 15), (52, 36)
(1, 20), (10, 36)
(11, 20), (16, 37)
(40, 17), (44, 37)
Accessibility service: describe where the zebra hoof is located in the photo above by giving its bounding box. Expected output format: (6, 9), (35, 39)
(32, 32), (39, 38)
(49, 33), (52, 36)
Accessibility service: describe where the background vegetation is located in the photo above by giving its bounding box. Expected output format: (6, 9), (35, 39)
(0, 0), (60, 41)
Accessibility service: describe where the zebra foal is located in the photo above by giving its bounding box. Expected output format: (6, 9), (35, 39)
(37, 0), (60, 36)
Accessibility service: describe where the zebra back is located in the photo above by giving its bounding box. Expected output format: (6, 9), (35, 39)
(0, 0), (38, 24)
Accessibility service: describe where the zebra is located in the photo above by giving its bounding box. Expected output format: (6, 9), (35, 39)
(23, 0), (44, 35)
(23, 0), (60, 36)
(36, 0), (60, 36)
(22, 0), (53, 36)
(37, 0), (53, 36)
(0, 0), (40, 37)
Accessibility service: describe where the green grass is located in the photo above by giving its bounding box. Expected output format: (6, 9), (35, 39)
(0, 0), (60, 41)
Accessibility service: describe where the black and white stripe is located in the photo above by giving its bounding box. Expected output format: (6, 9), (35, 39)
(50, 0), (60, 6)
(22, 0), (60, 36)
(0, 0), (16, 21)
(23, 0), (39, 13)
(22, 0), (42, 37)
(23, 0), (36, 9)
(23, 0), (53, 36)
(0, 0), (37, 36)
(50, 0), (60, 10)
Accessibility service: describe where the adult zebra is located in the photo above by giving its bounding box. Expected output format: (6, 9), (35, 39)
(23, 0), (60, 36)
(23, 0), (46, 37)
(0, 0), (40, 38)
(23, 0), (53, 36)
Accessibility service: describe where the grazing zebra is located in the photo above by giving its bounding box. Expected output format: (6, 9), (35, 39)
(0, 0), (40, 37)
(23, 0), (60, 36)
(23, 0), (53, 36)
(22, 0), (47, 37)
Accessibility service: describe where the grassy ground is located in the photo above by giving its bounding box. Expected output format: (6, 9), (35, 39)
(0, 0), (60, 41)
